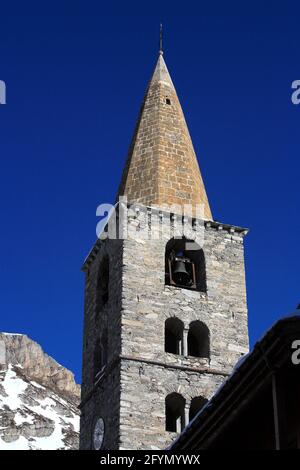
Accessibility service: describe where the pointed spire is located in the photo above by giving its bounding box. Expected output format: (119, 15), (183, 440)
(117, 53), (212, 220)
(151, 53), (174, 88)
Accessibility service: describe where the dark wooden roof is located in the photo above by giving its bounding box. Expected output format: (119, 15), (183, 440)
(170, 309), (300, 450)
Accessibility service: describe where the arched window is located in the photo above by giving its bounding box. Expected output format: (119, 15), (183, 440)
(188, 321), (210, 358)
(165, 318), (184, 355)
(189, 396), (208, 421)
(165, 393), (185, 433)
(96, 256), (109, 312)
(165, 237), (206, 292)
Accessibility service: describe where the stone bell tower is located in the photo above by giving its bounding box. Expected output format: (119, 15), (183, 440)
(79, 46), (249, 450)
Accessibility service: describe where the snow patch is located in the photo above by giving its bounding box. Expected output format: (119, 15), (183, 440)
(1, 365), (28, 410)
(0, 435), (30, 450)
(1, 333), (23, 336)
(14, 412), (34, 426)
(30, 381), (45, 390)
(0, 365), (79, 450)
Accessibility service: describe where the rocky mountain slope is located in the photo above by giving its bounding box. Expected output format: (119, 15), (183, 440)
(0, 333), (80, 450)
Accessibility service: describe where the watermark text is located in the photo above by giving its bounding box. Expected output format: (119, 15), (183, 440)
(0, 80), (6, 104)
(291, 339), (300, 364)
(291, 80), (300, 105)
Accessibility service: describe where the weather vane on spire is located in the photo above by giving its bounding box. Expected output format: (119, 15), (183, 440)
(159, 23), (163, 55)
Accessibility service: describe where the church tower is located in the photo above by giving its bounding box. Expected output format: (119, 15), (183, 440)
(79, 45), (249, 450)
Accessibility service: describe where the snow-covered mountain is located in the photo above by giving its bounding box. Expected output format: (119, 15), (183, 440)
(0, 333), (80, 450)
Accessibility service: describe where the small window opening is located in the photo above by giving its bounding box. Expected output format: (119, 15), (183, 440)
(165, 393), (185, 433)
(97, 256), (109, 312)
(165, 318), (184, 355)
(189, 396), (208, 421)
(166, 98), (171, 105)
(188, 321), (210, 359)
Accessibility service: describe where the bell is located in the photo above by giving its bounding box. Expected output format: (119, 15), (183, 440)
(172, 259), (191, 286)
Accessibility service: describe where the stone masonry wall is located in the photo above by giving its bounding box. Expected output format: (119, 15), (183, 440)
(119, 360), (225, 450)
(118, 211), (249, 449)
(79, 239), (123, 450)
(79, 364), (121, 450)
(80, 208), (249, 450)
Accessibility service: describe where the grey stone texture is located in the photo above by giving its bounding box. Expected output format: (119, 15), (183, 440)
(0, 334), (80, 449)
(0, 333), (80, 403)
(0, 341), (5, 365)
(79, 209), (249, 450)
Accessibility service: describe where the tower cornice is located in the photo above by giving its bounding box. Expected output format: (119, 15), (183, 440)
(82, 203), (248, 272)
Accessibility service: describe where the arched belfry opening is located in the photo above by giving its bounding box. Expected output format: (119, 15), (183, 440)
(96, 256), (109, 312)
(165, 393), (185, 433)
(165, 238), (207, 292)
(188, 321), (210, 359)
(189, 396), (208, 422)
(165, 318), (184, 355)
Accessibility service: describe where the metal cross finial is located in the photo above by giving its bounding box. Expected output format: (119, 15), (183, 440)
(159, 23), (163, 55)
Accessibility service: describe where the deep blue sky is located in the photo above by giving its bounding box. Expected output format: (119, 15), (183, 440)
(0, 2), (299, 381)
